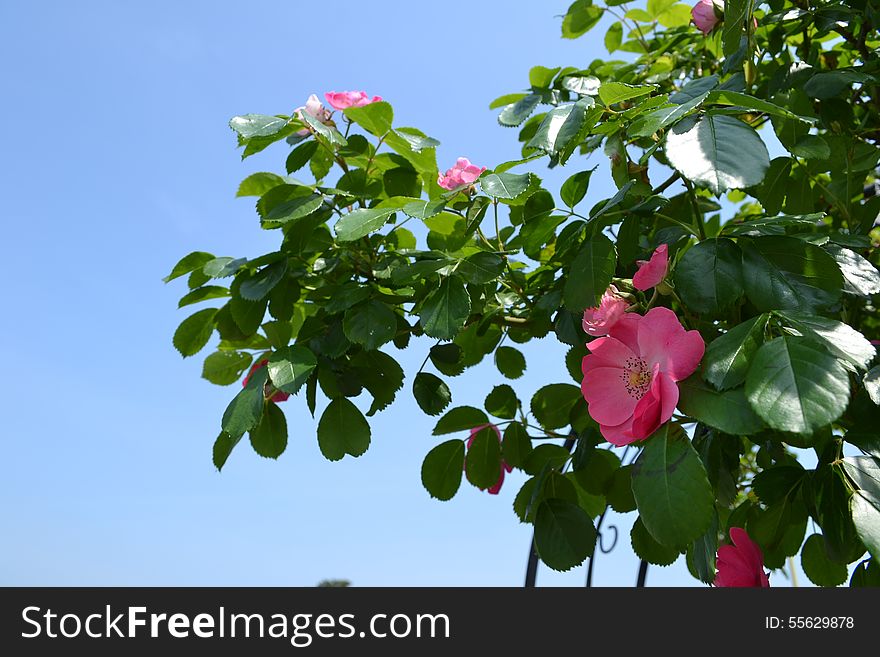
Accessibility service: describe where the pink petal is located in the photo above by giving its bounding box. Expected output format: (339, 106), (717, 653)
(637, 307), (705, 381)
(599, 416), (638, 446)
(632, 244), (668, 291)
(582, 366), (640, 426)
(584, 334), (639, 368)
(607, 312), (641, 352)
(630, 366), (678, 439)
(370, 95), (383, 104)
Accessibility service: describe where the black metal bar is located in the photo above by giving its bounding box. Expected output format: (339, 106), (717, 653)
(636, 559), (649, 587)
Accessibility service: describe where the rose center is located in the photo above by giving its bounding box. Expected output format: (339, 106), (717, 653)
(621, 357), (651, 400)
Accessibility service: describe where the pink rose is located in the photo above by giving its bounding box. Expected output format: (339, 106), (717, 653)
(243, 359), (290, 403)
(583, 285), (629, 337)
(437, 157), (486, 191)
(580, 307), (704, 446)
(632, 244), (669, 291)
(466, 424), (512, 495)
(692, 0), (723, 35)
(294, 94), (332, 136)
(714, 527), (770, 587)
(324, 91), (383, 110)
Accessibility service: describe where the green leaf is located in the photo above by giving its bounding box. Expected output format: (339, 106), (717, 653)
(213, 432), (241, 471)
(419, 277), (471, 340)
(485, 384), (518, 419)
(203, 256), (246, 279)
(402, 198), (446, 220)
(534, 499), (597, 571)
(178, 285), (229, 308)
(499, 94), (541, 127)
(812, 465), (865, 564)
(342, 300), (397, 351)
(825, 245), (880, 296)
(801, 533), (848, 587)
(502, 422), (532, 468)
(791, 135), (830, 159)
(628, 92), (708, 138)
(421, 440), (465, 500)
(753, 157), (792, 216)
(669, 76), (718, 104)
(703, 314), (769, 390)
(722, 0), (748, 57)
(236, 172), (289, 197)
(221, 366), (267, 440)
(465, 425), (503, 489)
(239, 261), (287, 301)
(173, 308), (217, 357)
(598, 82), (656, 106)
(631, 424), (714, 549)
(677, 375), (766, 435)
(229, 295), (267, 337)
(317, 398), (371, 461)
(286, 140), (318, 174)
(745, 336), (851, 434)
(480, 172), (531, 200)
(412, 372), (452, 416)
(665, 114), (770, 194)
(706, 90), (812, 123)
(350, 350), (404, 416)
(691, 511), (719, 584)
(526, 100), (593, 158)
(455, 252), (504, 285)
(202, 351), (253, 386)
(850, 558), (880, 587)
(674, 238), (743, 313)
(842, 457), (880, 497)
(741, 236), (843, 313)
(605, 21), (623, 52)
(851, 490), (880, 561)
(300, 110), (346, 146)
(864, 367), (880, 406)
(631, 517), (680, 566)
(804, 70), (875, 99)
(433, 406), (489, 435)
(606, 464), (636, 512)
(249, 402), (288, 459)
(267, 345), (317, 395)
(164, 251), (215, 283)
(562, 75), (600, 96)
(563, 233), (616, 311)
(344, 101), (393, 136)
(777, 312), (875, 369)
(334, 207), (395, 241)
(561, 0), (603, 39)
(572, 449), (620, 495)
(530, 383), (582, 430)
(229, 114), (288, 139)
(523, 444), (572, 476)
(266, 194), (323, 225)
(560, 169), (595, 208)
(495, 346), (526, 380)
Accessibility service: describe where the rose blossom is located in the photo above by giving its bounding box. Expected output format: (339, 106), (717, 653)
(715, 527), (770, 587)
(466, 424), (512, 494)
(583, 285), (629, 337)
(580, 307), (704, 446)
(692, 0), (723, 35)
(632, 244), (669, 291)
(437, 157), (486, 191)
(243, 359), (290, 403)
(294, 94), (332, 136)
(324, 91), (383, 110)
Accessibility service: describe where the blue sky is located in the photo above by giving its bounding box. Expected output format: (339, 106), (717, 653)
(1, 0), (802, 587)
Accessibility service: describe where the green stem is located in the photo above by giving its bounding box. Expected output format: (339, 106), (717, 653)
(682, 178), (707, 240)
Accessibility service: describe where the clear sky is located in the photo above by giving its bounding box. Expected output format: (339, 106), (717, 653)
(1, 0), (801, 587)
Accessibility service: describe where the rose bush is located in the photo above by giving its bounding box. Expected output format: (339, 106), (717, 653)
(167, 0), (880, 586)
